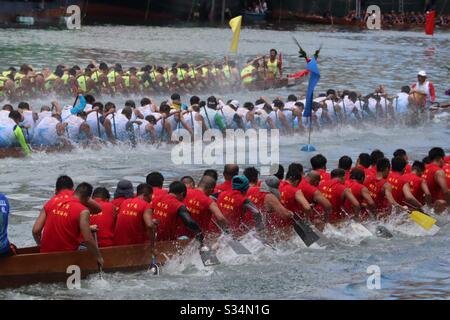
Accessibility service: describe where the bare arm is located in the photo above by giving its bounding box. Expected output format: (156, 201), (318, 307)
(295, 189), (312, 219)
(264, 193), (294, 219)
(32, 208), (47, 245)
(402, 183), (423, 209)
(208, 202), (229, 230)
(343, 188), (361, 218)
(420, 179), (433, 207)
(361, 187), (376, 217)
(435, 170), (450, 206)
(243, 199), (264, 231)
(79, 210), (103, 266)
(313, 190), (332, 222)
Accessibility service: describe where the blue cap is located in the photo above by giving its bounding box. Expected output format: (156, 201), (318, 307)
(232, 175), (249, 192)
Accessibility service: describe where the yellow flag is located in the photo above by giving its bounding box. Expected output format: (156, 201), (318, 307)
(229, 16), (242, 53)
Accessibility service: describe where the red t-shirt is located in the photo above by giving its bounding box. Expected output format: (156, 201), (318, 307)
(364, 175), (389, 212)
(113, 197), (152, 246)
(243, 186), (267, 228)
(402, 173), (425, 205)
(387, 171), (407, 206)
(297, 179), (318, 204)
(152, 193), (185, 241)
(182, 189), (213, 236)
(215, 180), (233, 194)
(217, 190), (247, 231)
(344, 180), (370, 220)
(444, 156), (450, 164)
(318, 179), (347, 223)
(423, 163), (444, 202)
(40, 196), (87, 253)
(90, 199), (115, 247)
(444, 164), (450, 191)
(43, 189), (74, 214)
(280, 182), (303, 215)
(151, 187), (168, 202)
(111, 197), (126, 208)
(404, 164), (412, 174)
(316, 169), (331, 182)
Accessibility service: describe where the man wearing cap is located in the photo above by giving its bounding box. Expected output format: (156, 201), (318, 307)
(220, 100), (246, 130)
(216, 175), (264, 235)
(246, 176), (294, 233)
(411, 71), (436, 105)
(111, 179), (134, 208)
(200, 96), (226, 132)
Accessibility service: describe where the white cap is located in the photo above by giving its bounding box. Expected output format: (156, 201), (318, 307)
(418, 70), (427, 77)
(229, 100), (240, 108)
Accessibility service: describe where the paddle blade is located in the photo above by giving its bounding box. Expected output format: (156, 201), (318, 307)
(199, 247), (220, 266)
(375, 226), (393, 239)
(227, 239), (251, 255)
(293, 219), (320, 247)
(301, 144), (316, 152)
(410, 210), (436, 230)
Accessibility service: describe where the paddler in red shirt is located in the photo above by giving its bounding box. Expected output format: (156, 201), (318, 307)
(215, 164), (239, 194)
(338, 156), (353, 182)
(422, 147), (450, 213)
(32, 175), (101, 245)
(111, 179), (134, 208)
(113, 183), (155, 246)
(364, 158), (407, 218)
(146, 171), (168, 201)
(181, 176), (196, 189)
(90, 187), (116, 248)
(310, 154), (331, 182)
(368, 150), (385, 178)
(33, 183), (104, 267)
(280, 165), (312, 221)
(216, 175), (264, 234)
(151, 181), (204, 242)
(243, 166), (261, 188)
(393, 149), (412, 174)
(246, 176), (294, 234)
(387, 156), (408, 206)
(299, 171), (332, 229)
(355, 153), (372, 181)
(318, 169), (360, 224)
(402, 161), (432, 209)
(181, 176), (229, 237)
(345, 168), (376, 220)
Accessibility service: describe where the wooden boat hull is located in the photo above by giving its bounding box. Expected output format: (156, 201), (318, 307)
(0, 240), (190, 289)
(0, 145), (74, 159)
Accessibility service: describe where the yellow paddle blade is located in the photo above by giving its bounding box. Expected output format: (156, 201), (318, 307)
(409, 211), (437, 230)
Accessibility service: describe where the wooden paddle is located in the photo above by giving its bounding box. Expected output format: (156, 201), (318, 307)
(92, 231), (104, 280)
(148, 227), (160, 275)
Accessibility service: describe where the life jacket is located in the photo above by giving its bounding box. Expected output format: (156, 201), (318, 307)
(76, 75), (89, 93)
(240, 65), (256, 84)
(107, 70), (118, 85)
(43, 73), (58, 90)
(267, 58), (279, 77)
